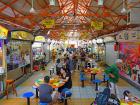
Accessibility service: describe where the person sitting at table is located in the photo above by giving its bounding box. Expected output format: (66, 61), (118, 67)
(58, 67), (72, 102)
(123, 90), (140, 103)
(38, 76), (57, 105)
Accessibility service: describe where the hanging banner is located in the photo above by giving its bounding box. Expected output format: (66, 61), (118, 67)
(91, 21), (103, 30)
(35, 36), (46, 42)
(41, 19), (55, 28)
(0, 25), (8, 39)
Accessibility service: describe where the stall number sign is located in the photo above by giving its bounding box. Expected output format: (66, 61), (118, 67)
(41, 19), (55, 28)
(91, 21), (103, 30)
(0, 25), (8, 39)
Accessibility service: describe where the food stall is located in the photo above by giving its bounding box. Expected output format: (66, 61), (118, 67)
(0, 25), (8, 96)
(116, 30), (140, 89)
(32, 36), (46, 71)
(6, 30), (34, 80)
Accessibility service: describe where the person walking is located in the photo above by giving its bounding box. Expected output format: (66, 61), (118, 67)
(105, 59), (123, 98)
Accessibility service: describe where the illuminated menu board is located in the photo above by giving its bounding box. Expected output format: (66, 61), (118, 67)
(0, 25), (8, 39)
(11, 31), (34, 41)
(35, 36), (46, 42)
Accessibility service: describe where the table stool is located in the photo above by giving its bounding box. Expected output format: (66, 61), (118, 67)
(80, 78), (86, 87)
(5, 79), (17, 99)
(22, 92), (34, 105)
(92, 79), (102, 91)
(49, 69), (54, 75)
(39, 102), (48, 105)
(91, 73), (96, 81)
(61, 88), (72, 105)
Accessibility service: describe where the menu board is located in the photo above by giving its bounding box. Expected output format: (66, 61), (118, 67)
(0, 25), (8, 39)
(11, 31), (34, 41)
(35, 36), (46, 42)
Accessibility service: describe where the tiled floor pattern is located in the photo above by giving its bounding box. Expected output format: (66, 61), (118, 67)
(0, 61), (140, 105)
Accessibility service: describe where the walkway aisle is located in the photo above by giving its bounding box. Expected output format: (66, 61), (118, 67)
(0, 62), (140, 105)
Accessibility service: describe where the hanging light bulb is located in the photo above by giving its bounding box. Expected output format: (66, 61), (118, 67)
(30, 0), (36, 13)
(49, 0), (55, 6)
(121, 0), (127, 14)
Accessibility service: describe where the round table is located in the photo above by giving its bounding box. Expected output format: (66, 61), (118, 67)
(33, 78), (66, 98)
(84, 68), (103, 81)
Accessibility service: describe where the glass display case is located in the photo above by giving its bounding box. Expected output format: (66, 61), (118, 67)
(6, 40), (31, 71)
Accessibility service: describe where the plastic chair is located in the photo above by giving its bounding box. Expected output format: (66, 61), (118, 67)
(92, 79), (102, 91)
(61, 88), (72, 105)
(22, 92), (34, 105)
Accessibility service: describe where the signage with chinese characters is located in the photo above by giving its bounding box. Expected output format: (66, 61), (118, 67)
(11, 31), (34, 41)
(0, 25), (8, 39)
(91, 21), (103, 30)
(116, 30), (140, 42)
(41, 19), (55, 28)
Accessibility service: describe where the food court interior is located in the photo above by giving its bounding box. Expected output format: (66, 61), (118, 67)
(0, 0), (140, 105)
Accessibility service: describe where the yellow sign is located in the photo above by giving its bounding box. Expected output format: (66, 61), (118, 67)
(91, 21), (103, 30)
(35, 36), (46, 42)
(41, 19), (55, 28)
(0, 25), (8, 39)
(11, 31), (34, 41)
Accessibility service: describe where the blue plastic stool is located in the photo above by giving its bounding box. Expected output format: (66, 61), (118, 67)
(22, 92), (34, 105)
(61, 88), (72, 105)
(80, 73), (87, 87)
(39, 102), (48, 105)
(92, 79), (102, 91)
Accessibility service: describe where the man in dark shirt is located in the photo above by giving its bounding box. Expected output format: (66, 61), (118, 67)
(38, 76), (57, 104)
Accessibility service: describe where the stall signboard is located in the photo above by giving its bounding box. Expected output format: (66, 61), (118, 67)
(11, 31), (34, 41)
(91, 21), (103, 30)
(116, 30), (140, 42)
(41, 19), (55, 28)
(35, 36), (46, 42)
(0, 25), (8, 39)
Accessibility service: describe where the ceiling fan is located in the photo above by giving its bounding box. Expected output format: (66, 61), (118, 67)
(29, 0), (56, 14)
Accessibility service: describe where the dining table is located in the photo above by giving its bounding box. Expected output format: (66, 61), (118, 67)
(33, 77), (66, 98)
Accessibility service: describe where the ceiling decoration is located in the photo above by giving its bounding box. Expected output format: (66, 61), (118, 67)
(0, 0), (140, 40)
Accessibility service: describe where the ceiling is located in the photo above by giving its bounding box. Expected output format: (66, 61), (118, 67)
(0, 0), (140, 40)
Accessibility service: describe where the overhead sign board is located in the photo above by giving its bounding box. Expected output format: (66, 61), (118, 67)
(11, 31), (34, 41)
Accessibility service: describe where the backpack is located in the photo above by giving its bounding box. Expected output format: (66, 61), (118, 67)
(107, 94), (120, 105)
(95, 88), (110, 105)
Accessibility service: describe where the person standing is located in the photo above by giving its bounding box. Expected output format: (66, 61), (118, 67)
(105, 59), (122, 98)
